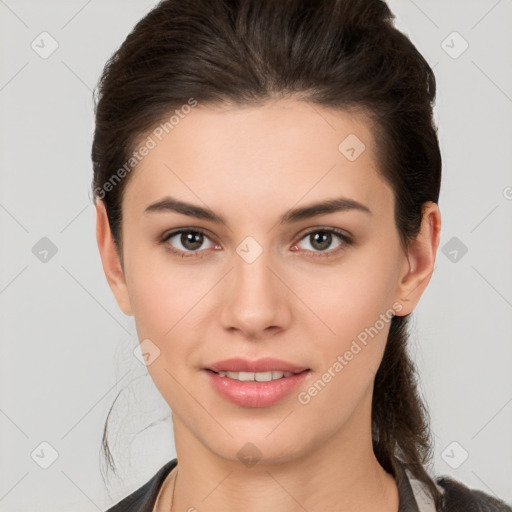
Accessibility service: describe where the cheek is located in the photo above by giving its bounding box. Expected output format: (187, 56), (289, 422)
(302, 242), (400, 396)
(313, 255), (399, 346)
(125, 259), (204, 408)
(125, 255), (214, 392)
(297, 279), (393, 432)
(125, 248), (205, 338)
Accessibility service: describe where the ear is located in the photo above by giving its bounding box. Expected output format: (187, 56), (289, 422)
(95, 199), (133, 316)
(394, 201), (441, 316)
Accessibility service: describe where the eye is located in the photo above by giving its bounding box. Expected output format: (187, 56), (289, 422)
(160, 227), (352, 259)
(161, 229), (218, 257)
(292, 228), (352, 257)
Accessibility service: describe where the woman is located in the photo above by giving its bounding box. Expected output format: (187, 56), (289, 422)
(92, 0), (511, 510)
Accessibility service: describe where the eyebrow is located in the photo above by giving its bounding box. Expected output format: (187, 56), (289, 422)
(144, 195), (372, 225)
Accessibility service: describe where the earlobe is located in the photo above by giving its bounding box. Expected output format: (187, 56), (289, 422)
(394, 202), (441, 316)
(95, 200), (133, 316)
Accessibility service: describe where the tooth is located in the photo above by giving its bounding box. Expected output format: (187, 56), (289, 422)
(237, 371), (255, 381)
(220, 370), (293, 381)
(255, 371), (273, 382)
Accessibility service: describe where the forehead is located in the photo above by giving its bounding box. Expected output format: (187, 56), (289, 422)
(123, 99), (393, 220)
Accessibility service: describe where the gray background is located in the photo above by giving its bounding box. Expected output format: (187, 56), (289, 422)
(0, 0), (511, 510)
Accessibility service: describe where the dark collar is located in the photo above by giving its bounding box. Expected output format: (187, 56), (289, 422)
(393, 460), (422, 512)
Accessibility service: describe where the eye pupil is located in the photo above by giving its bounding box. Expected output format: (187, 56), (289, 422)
(311, 231), (331, 251)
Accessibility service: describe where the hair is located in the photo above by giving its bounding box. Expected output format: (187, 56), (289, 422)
(92, 0), (442, 506)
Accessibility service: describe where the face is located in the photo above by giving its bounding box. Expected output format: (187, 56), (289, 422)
(96, 98), (438, 466)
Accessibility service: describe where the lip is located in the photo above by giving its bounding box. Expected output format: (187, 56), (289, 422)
(206, 357), (309, 374)
(204, 358), (311, 408)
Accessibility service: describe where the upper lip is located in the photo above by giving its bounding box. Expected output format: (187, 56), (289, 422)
(206, 357), (310, 374)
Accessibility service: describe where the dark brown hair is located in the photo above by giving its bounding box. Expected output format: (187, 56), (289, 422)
(92, 0), (442, 505)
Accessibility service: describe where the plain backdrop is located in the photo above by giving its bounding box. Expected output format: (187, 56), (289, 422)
(0, 0), (511, 510)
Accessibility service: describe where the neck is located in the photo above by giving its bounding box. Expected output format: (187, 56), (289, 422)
(168, 391), (399, 512)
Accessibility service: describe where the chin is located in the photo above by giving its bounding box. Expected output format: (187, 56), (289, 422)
(202, 424), (317, 468)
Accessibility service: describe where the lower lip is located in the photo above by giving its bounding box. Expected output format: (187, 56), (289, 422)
(205, 370), (310, 407)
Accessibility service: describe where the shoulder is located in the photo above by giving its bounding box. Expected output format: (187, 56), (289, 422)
(105, 458), (178, 512)
(397, 460), (511, 512)
(436, 475), (512, 512)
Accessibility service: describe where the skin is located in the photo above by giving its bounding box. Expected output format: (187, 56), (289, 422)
(96, 97), (441, 512)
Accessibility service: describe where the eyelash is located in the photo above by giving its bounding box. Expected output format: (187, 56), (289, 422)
(160, 227), (353, 259)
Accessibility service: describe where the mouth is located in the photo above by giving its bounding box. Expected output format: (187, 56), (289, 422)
(203, 358), (311, 407)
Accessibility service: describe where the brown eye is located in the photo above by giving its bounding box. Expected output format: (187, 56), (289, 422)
(162, 229), (216, 256)
(294, 228), (352, 256)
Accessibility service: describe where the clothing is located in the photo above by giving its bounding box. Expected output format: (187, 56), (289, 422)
(105, 458), (512, 512)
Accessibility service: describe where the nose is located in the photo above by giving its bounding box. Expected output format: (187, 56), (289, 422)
(218, 247), (292, 340)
